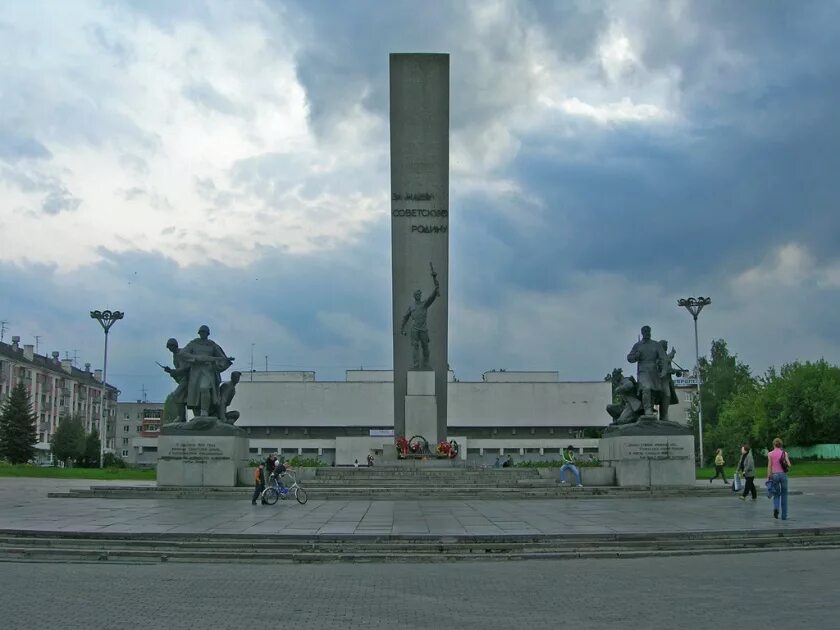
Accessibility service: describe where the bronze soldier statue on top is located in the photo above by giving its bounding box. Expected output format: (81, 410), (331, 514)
(627, 325), (669, 417)
(400, 263), (440, 370)
(179, 324), (234, 418)
(159, 325), (244, 434)
(606, 325), (689, 434)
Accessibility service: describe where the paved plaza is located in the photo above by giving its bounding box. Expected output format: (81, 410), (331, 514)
(0, 477), (838, 537)
(2, 477), (839, 628)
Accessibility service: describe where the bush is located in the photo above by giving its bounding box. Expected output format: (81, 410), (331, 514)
(286, 456), (327, 467)
(102, 453), (127, 468)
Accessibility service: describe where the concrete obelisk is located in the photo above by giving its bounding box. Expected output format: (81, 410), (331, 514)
(390, 53), (449, 444)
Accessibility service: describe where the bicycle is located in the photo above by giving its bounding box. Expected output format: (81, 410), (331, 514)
(262, 470), (308, 505)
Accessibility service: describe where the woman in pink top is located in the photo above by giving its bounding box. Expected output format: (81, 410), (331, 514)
(767, 437), (791, 520)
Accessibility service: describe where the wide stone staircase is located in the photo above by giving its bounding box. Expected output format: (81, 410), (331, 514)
(2, 527), (838, 564)
(47, 465), (734, 500)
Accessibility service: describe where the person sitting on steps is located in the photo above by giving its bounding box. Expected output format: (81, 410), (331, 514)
(559, 445), (583, 487)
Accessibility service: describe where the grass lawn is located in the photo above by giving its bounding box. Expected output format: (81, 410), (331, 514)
(696, 460), (840, 479)
(0, 465), (156, 481)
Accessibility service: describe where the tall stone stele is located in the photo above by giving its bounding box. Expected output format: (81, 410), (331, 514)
(390, 53), (450, 445)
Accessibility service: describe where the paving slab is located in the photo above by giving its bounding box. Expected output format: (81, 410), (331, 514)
(0, 477), (838, 538)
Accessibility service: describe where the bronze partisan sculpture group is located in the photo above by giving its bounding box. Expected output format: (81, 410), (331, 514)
(607, 325), (687, 427)
(160, 325), (240, 424)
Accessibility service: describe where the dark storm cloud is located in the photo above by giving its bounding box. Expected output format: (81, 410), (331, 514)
(0, 236), (393, 401)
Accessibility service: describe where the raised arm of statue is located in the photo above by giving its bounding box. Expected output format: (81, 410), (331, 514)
(627, 343), (640, 363)
(425, 262), (440, 307)
(424, 285), (439, 308)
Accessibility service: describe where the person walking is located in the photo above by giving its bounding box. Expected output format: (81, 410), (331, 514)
(709, 448), (727, 484)
(767, 437), (792, 520)
(559, 445), (583, 487)
(738, 444), (757, 501)
(252, 463), (267, 505)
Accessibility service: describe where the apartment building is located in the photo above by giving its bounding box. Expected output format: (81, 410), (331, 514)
(0, 336), (119, 456)
(115, 401), (163, 467)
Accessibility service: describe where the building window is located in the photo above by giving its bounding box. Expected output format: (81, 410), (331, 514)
(123, 425), (130, 432)
(121, 450), (129, 457)
(122, 438), (128, 445)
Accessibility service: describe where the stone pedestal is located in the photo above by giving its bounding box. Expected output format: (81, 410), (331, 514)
(157, 418), (250, 487)
(599, 432), (695, 487)
(404, 370), (438, 445)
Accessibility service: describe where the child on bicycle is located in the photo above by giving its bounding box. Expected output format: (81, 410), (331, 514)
(270, 459), (292, 492)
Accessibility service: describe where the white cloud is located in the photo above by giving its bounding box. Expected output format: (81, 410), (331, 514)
(556, 96), (671, 125)
(732, 243), (814, 294)
(0, 2), (386, 270)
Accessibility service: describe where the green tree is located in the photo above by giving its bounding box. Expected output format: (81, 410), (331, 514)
(707, 382), (764, 465)
(0, 383), (38, 464)
(711, 359), (840, 461)
(162, 392), (179, 424)
(604, 367), (624, 400)
(51, 415), (86, 466)
(82, 427), (101, 468)
(762, 360), (840, 446)
(691, 339), (755, 460)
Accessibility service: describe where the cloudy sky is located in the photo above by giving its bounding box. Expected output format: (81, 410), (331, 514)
(1, 0), (839, 403)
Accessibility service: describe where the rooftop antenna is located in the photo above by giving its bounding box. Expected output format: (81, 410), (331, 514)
(0, 321), (7, 342)
(34, 335), (42, 354)
(265, 355), (268, 371)
(250, 343), (255, 381)
(141, 384), (148, 403)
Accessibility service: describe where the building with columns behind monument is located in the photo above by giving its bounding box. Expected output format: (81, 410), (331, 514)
(226, 369), (612, 466)
(121, 367), (702, 468)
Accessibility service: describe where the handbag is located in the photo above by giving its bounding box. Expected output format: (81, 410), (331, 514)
(780, 450), (790, 472)
(732, 472), (742, 492)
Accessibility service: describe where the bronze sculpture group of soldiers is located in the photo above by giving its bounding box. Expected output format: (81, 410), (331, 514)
(607, 325), (687, 426)
(160, 325), (240, 424)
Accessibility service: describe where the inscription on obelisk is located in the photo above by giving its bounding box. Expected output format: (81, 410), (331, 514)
(390, 53), (449, 441)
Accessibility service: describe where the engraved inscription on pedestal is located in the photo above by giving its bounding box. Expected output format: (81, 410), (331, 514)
(166, 441), (228, 464)
(623, 441), (691, 460)
(599, 434), (695, 486)
(157, 433), (249, 487)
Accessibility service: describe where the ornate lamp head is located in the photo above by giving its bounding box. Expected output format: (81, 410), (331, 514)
(90, 310), (124, 332)
(677, 297), (711, 319)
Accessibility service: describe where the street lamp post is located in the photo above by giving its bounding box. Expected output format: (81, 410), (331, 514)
(90, 310), (124, 468)
(677, 297), (711, 466)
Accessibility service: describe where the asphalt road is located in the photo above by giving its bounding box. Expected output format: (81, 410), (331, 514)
(2, 549), (838, 629)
